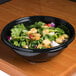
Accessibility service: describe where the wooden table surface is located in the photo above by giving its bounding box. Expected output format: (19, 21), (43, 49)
(0, 0), (76, 76)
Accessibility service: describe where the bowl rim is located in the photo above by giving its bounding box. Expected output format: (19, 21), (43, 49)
(1, 15), (75, 53)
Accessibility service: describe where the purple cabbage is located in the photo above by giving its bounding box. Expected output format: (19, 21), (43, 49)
(7, 36), (12, 40)
(50, 22), (55, 27)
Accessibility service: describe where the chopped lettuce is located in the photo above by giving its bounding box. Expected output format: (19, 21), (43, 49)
(11, 24), (26, 38)
(8, 21), (69, 49)
(29, 21), (45, 28)
(13, 41), (19, 46)
(21, 41), (26, 47)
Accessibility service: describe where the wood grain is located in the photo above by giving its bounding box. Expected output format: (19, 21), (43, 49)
(61, 64), (76, 76)
(0, 59), (26, 76)
(0, 0), (76, 76)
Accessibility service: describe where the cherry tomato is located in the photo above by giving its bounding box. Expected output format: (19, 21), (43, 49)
(45, 24), (51, 27)
(29, 34), (34, 39)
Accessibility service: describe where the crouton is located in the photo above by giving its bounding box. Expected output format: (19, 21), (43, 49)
(42, 39), (51, 45)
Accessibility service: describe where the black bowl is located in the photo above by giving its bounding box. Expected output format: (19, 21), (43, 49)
(1, 16), (75, 62)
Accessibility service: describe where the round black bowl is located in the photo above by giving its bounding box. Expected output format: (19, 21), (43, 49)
(1, 16), (75, 62)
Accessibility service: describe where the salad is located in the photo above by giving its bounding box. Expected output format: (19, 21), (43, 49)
(7, 21), (69, 49)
